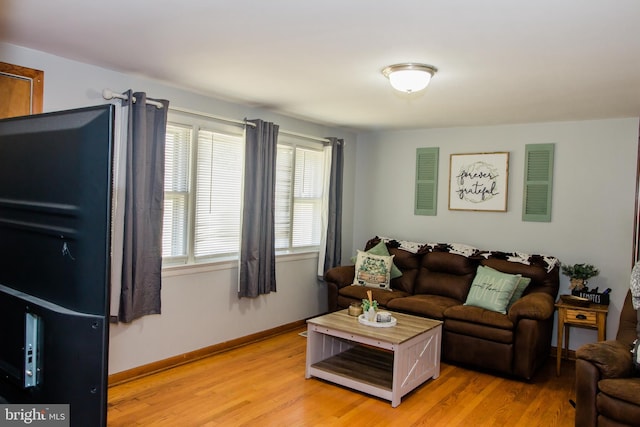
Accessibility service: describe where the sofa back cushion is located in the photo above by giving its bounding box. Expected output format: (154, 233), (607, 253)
(414, 252), (478, 301)
(617, 291), (638, 345)
(388, 246), (421, 294)
(481, 257), (559, 299)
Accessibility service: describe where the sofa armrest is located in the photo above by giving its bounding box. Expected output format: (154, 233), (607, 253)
(576, 339), (633, 379)
(507, 292), (555, 323)
(325, 265), (356, 312)
(324, 265), (355, 289)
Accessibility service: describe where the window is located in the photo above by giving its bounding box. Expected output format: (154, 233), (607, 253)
(162, 117), (244, 264)
(162, 116), (326, 266)
(275, 141), (326, 251)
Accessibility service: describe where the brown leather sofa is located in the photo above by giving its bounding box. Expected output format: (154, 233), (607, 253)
(575, 290), (640, 426)
(325, 237), (560, 380)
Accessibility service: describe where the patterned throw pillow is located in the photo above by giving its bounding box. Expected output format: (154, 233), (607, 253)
(464, 265), (521, 314)
(352, 250), (394, 290)
(351, 240), (402, 279)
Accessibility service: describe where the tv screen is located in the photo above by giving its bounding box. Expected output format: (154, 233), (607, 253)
(0, 104), (114, 427)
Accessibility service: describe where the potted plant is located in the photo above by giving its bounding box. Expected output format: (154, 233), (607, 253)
(361, 298), (379, 313)
(561, 263), (599, 291)
(362, 290), (378, 321)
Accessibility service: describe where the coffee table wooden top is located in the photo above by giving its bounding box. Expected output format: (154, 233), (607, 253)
(307, 310), (442, 344)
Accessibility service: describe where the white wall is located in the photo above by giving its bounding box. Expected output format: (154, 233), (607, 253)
(2, 43), (358, 374)
(355, 119), (639, 350)
(5, 41), (637, 369)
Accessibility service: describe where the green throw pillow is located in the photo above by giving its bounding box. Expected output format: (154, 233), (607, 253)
(352, 250), (394, 290)
(481, 265), (532, 310)
(507, 276), (532, 310)
(464, 265), (521, 314)
(351, 240), (402, 279)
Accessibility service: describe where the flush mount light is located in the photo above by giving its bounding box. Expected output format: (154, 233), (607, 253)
(382, 63), (438, 93)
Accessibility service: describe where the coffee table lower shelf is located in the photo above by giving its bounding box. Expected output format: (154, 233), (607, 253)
(310, 345), (393, 391)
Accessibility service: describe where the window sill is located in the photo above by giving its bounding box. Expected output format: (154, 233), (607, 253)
(161, 249), (319, 278)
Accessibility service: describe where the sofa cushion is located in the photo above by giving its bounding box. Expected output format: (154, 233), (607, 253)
(338, 285), (409, 307)
(386, 294), (460, 320)
(351, 240), (402, 279)
(352, 250), (394, 290)
(444, 318), (514, 344)
(464, 265), (521, 314)
(413, 252), (477, 301)
(597, 378), (640, 425)
(444, 304), (514, 330)
(598, 378), (640, 407)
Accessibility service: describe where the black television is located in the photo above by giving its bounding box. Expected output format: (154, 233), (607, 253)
(0, 104), (114, 426)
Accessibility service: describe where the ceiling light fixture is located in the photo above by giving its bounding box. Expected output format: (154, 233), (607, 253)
(382, 63), (438, 94)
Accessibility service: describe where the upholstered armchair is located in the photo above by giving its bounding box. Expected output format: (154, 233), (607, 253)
(575, 290), (640, 426)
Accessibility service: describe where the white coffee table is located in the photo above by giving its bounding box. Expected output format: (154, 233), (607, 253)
(305, 309), (442, 407)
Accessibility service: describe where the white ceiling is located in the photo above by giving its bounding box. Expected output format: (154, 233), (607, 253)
(1, 0), (639, 131)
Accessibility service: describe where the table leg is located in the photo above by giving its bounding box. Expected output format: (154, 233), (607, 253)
(597, 312), (606, 342)
(564, 325), (570, 359)
(556, 309), (566, 376)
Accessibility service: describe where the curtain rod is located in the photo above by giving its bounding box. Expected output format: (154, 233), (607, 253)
(102, 89), (164, 109)
(103, 89), (331, 143)
(169, 105), (255, 128)
(280, 129), (331, 144)
(170, 105), (331, 143)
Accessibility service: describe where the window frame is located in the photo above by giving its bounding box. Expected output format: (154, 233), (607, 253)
(162, 113), (245, 267)
(275, 134), (327, 254)
(162, 122), (194, 265)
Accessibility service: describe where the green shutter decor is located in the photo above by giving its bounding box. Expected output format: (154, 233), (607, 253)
(522, 143), (554, 222)
(415, 147), (439, 216)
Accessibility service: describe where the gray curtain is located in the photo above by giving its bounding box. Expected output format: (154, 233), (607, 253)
(238, 119), (279, 298)
(119, 91), (169, 322)
(322, 138), (344, 275)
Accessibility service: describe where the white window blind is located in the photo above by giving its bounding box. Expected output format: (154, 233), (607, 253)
(292, 147), (324, 247)
(162, 123), (191, 258)
(194, 130), (243, 258)
(274, 145), (293, 249)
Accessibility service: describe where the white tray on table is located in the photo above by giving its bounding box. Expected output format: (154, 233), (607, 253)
(358, 314), (397, 327)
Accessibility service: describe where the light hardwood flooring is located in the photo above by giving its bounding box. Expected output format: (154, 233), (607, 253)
(108, 328), (577, 426)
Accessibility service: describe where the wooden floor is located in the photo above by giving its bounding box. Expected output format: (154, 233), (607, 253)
(108, 328), (577, 426)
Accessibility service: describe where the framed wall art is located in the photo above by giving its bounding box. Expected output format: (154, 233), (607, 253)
(448, 152), (509, 212)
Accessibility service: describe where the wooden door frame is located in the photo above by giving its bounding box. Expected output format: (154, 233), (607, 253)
(0, 61), (44, 115)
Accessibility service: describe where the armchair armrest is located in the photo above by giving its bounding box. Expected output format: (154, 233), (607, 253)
(324, 265), (355, 289)
(508, 292), (555, 323)
(576, 339), (633, 379)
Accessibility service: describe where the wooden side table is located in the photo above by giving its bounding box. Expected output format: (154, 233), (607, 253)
(555, 300), (609, 376)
